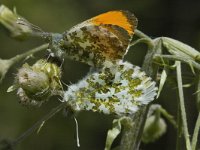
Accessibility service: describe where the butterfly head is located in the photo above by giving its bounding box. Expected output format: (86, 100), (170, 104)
(44, 33), (66, 65)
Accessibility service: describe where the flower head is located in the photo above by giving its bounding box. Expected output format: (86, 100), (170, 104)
(8, 59), (63, 106)
(0, 5), (33, 40)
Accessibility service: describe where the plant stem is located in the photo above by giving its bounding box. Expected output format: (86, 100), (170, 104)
(120, 33), (161, 150)
(0, 44), (48, 83)
(192, 75), (200, 150)
(191, 112), (200, 150)
(176, 61), (192, 150)
(130, 38), (154, 48)
(11, 102), (66, 148)
(159, 107), (177, 129)
(135, 29), (152, 41)
(120, 107), (149, 150)
(176, 99), (182, 150)
(10, 43), (48, 64)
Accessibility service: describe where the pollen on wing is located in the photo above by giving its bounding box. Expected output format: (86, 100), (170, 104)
(64, 61), (157, 116)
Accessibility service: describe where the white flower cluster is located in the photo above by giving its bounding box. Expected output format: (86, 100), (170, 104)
(64, 61), (157, 116)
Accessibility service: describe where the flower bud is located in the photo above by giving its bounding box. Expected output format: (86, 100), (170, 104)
(142, 115), (167, 143)
(17, 66), (50, 101)
(0, 5), (33, 40)
(9, 59), (63, 106)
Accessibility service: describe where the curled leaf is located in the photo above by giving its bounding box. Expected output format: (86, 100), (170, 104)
(105, 117), (130, 150)
(142, 115), (167, 143)
(162, 37), (200, 61)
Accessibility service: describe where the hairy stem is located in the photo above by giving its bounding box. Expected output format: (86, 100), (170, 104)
(191, 112), (200, 150)
(120, 107), (149, 150)
(176, 61), (192, 150)
(10, 44), (48, 64)
(120, 32), (161, 150)
(192, 75), (200, 150)
(135, 29), (152, 41)
(176, 100), (182, 150)
(0, 44), (48, 83)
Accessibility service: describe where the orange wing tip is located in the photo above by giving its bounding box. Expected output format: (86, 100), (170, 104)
(120, 10), (138, 31)
(91, 10), (138, 35)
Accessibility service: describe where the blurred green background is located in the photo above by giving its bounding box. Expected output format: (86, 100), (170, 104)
(0, 0), (200, 150)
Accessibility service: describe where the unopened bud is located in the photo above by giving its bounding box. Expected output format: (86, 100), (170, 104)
(0, 5), (33, 40)
(142, 115), (167, 143)
(17, 66), (50, 101)
(9, 59), (63, 106)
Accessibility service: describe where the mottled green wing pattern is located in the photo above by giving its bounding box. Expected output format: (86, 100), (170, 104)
(64, 61), (157, 116)
(62, 25), (131, 67)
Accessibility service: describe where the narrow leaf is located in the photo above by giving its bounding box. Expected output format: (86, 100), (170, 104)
(7, 85), (17, 92)
(105, 118), (123, 150)
(188, 61), (195, 75)
(37, 121), (45, 134)
(162, 37), (200, 61)
(157, 68), (167, 98)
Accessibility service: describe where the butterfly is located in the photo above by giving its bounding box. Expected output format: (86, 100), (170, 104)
(48, 10), (138, 67)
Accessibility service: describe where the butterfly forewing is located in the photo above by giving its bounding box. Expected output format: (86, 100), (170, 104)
(61, 10), (137, 67)
(63, 25), (127, 66)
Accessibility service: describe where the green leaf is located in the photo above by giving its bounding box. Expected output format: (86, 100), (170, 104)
(7, 85), (18, 92)
(105, 119), (122, 150)
(162, 37), (200, 61)
(188, 61), (195, 75)
(142, 115), (167, 143)
(105, 117), (131, 150)
(157, 68), (167, 98)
